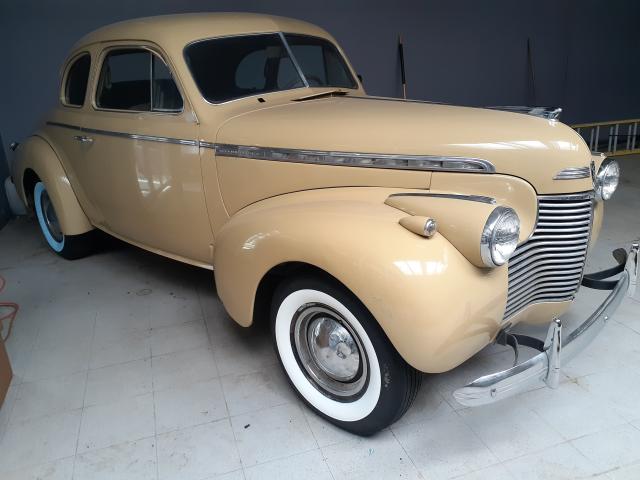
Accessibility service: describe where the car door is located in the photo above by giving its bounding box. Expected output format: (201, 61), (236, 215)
(45, 51), (106, 224)
(79, 44), (213, 266)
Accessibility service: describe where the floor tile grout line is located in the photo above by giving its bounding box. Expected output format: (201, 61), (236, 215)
(613, 318), (640, 337)
(67, 393), (299, 444)
(448, 463), (515, 480)
(317, 443), (339, 480)
(0, 454), (77, 478)
(197, 278), (250, 478)
(200, 277), (304, 478)
(150, 353), (161, 480)
(244, 443), (324, 473)
(297, 402), (336, 480)
(450, 406), (509, 467)
(525, 401), (582, 443)
(209, 283), (247, 479)
(151, 371), (220, 397)
(225, 415), (247, 478)
(6, 382), (89, 428)
(9, 299), (44, 387)
(87, 321), (214, 374)
(71, 311), (98, 480)
(388, 426), (422, 478)
(460, 393), (606, 465)
(565, 438), (617, 478)
(196, 283), (224, 382)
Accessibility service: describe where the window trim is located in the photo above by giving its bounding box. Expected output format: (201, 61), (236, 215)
(60, 51), (92, 108)
(92, 45), (186, 116)
(183, 31), (359, 106)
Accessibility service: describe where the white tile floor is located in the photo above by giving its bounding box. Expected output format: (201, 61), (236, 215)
(0, 157), (638, 479)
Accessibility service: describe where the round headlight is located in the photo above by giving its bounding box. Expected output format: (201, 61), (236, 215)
(481, 207), (520, 267)
(595, 158), (620, 201)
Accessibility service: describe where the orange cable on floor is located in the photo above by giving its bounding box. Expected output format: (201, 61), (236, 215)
(0, 275), (19, 343)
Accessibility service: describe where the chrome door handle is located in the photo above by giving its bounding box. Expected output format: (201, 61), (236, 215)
(73, 135), (93, 143)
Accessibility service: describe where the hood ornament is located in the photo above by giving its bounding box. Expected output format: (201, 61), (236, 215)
(488, 106), (562, 120)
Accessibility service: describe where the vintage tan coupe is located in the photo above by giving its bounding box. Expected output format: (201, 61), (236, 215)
(10, 13), (638, 434)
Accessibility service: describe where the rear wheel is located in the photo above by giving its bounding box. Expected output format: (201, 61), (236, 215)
(271, 275), (421, 435)
(34, 181), (95, 259)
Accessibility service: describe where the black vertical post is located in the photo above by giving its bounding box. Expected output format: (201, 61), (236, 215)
(398, 34), (407, 99)
(527, 37), (537, 105)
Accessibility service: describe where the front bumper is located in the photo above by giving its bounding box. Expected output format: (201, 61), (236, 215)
(454, 242), (639, 407)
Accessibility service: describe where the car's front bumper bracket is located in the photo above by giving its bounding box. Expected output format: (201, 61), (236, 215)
(453, 242), (639, 407)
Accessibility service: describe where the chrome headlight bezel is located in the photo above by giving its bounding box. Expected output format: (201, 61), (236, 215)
(480, 206), (521, 267)
(594, 157), (620, 201)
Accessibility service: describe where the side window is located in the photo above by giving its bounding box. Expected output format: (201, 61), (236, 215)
(96, 48), (183, 112)
(97, 49), (151, 111)
(152, 54), (183, 112)
(63, 54), (91, 106)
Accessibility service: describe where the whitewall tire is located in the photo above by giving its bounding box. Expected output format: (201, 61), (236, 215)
(271, 275), (421, 435)
(33, 181), (96, 259)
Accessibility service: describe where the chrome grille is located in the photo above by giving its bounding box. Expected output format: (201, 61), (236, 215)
(504, 192), (594, 320)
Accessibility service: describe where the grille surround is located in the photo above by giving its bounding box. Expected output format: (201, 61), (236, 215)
(503, 192), (594, 321)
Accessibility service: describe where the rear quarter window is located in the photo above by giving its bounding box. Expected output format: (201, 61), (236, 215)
(63, 54), (91, 107)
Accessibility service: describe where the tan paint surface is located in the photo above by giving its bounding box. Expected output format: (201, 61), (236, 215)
(385, 195), (499, 268)
(429, 173), (539, 241)
(216, 154), (431, 215)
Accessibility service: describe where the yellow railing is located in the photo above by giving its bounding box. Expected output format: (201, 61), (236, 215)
(571, 118), (640, 156)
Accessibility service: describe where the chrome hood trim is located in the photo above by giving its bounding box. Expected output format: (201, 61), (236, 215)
(212, 143), (495, 173)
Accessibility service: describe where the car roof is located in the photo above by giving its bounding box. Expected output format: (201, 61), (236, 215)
(74, 12), (332, 51)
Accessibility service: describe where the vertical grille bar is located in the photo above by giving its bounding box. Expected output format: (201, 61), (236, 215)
(504, 192), (594, 320)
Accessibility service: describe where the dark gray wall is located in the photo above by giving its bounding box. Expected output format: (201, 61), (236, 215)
(0, 132), (9, 229)
(1, 0), (639, 180)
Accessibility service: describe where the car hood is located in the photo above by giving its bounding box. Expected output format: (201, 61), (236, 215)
(216, 95), (595, 194)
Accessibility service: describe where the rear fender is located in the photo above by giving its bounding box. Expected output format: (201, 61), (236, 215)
(14, 135), (92, 235)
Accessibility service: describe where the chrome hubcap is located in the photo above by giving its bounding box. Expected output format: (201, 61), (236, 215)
(292, 304), (368, 400)
(41, 190), (63, 242)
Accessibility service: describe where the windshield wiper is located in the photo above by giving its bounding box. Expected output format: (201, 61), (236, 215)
(293, 90), (349, 102)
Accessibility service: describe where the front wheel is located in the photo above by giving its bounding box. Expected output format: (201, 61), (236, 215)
(271, 275), (421, 435)
(34, 181), (96, 259)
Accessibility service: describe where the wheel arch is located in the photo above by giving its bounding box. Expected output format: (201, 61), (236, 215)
(14, 135), (93, 236)
(252, 261), (354, 327)
(22, 167), (40, 209)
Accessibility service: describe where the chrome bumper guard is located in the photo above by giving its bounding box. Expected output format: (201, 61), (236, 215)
(454, 242), (639, 407)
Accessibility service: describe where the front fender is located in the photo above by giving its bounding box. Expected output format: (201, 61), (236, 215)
(14, 135), (92, 235)
(214, 187), (507, 373)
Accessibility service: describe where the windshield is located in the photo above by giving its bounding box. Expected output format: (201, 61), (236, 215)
(184, 33), (357, 103)
(283, 34), (357, 89)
